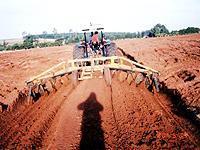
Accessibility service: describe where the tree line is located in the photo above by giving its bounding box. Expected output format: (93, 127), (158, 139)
(0, 24), (199, 51)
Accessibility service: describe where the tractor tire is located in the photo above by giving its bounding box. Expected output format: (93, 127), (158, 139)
(73, 44), (85, 59)
(106, 42), (117, 57)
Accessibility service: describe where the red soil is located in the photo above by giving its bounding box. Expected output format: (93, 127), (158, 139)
(0, 45), (73, 106)
(116, 34), (200, 109)
(0, 34), (199, 149)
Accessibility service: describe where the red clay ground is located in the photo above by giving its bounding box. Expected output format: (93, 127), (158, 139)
(116, 34), (200, 109)
(0, 76), (199, 149)
(0, 34), (200, 149)
(0, 45), (73, 107)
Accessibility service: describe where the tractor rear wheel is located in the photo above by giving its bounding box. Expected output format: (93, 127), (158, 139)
(73, 44), (85, 59)
(106, 42), (117, 57)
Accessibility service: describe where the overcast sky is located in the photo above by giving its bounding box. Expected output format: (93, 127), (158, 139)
(0, 0), (200, 39)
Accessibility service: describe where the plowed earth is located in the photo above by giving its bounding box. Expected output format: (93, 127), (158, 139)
(0, 34), (199, 149)
(116, 34), (200, 109)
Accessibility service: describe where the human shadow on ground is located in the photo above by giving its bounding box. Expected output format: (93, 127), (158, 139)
(77, 92), (105, 150)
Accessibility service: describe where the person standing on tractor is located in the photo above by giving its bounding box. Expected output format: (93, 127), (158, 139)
(89, 32), (93, 49)
(92, 31), (99, 54)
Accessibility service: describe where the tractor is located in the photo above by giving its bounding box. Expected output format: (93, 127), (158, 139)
(25, 24), (160, 103)
(73, 25), (116, 59)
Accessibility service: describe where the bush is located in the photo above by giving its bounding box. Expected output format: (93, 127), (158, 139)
(178, 27), (200, 35)
(36, 41), (63, 48)
(0, 45), (5, 51)
(12, 43), (23, 50)
(23, 36), (35, 49)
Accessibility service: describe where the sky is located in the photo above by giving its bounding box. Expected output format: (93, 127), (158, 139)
(0, 0), (200, 39)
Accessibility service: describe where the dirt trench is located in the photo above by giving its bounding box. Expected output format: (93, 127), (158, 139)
(0, 43), (200, 149)
(116, 34), (200, 120)
(0, 70), (199, 149)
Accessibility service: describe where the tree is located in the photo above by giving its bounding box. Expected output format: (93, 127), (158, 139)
(178, 27), (200, 35)
(125, 32), (133, 38)
(52, 28), (59, 39)
(42, 31), (48, 38)
(3, 40), (8, 48)
(23, 35), (35, 49)
(74, 36), (80, 42)
(151, 24), (169, 36)
(136, 32), (142, 38)
(0, 44), (4, 51)
(170, 30), (179, 35)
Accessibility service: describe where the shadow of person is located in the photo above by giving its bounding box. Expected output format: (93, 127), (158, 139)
(77, 92), (105, 150)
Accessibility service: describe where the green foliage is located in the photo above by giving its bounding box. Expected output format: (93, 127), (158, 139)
(36, 42), (51, 48)
(35, 39), (63, 48)
(125, 32), (133, 38)
(0, 44), (5, 51)
(170, 30), (179, 35)
(151, 24), (169, 36)
(105, 32), (138, 40)
(11, 43), (23, 50)
(170, 27), (200, 35)
(0, 41), (8, 51)
(5, 43), (23, 50)
(23, 35), (35, 49)
(54, 40), (63, 46)
(74, 36), (80, 42)
(178, 27), (200, 35)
